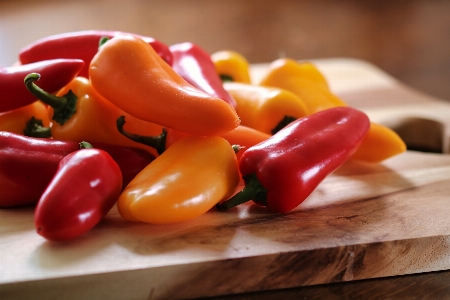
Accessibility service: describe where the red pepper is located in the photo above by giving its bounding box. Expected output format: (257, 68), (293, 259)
(0, 132), (154, 208)
(19, 30), (173, 78)
(217, 107), (370, 213)
(169, 42), (237, 108)
(0, 59), (84, 113)
(34, 143), (122, 241)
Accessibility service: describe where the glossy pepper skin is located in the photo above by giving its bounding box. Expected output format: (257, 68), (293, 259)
(0, 59), (84, 113)
(223, 82), (309, 134)
(117, 116), (269, 160)
(0, 101), (50, 137)
(117, 135), (240, 224)
(89, 35), (240, 136)
(217, 107), (370, 213)
(24, 74), (164, 157)
(211, 50), (251, 83)
(169, 42), (237, 109)
(259, 58), (346, 113)
(35, 146), (122, 241)
(351, 122), (406, 163)
(19, 30), (172, 78)
(0, 131), (154, 208)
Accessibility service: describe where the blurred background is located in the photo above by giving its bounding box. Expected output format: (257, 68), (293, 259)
(1, 0), (449, 101)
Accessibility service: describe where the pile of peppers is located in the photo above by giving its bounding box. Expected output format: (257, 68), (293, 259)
(0, 30), (406, 241)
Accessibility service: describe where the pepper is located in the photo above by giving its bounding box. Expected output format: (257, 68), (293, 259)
(223, 82), (309, 134)
(217, 107), (370, 213)
(351, 122), (406, 163)
(117, 135), (240, 224)
(89, 35), (240, 136)
(117, 116), (270, 160)
(210, 50), (252, 83)
(24, 74), (164, 157)
(169, 42), (237, 108)
(0, 101), (50, 137)
(0, 131), (154, 208)
(0, 59), (84, 113)
(34, 142), (122, 241)
(19, 30), (172, 78)
(259, 58), (346, 113)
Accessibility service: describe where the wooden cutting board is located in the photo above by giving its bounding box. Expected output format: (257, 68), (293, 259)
(1, 58), (450, 300)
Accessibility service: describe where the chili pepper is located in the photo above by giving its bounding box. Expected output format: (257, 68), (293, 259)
(210, 50), (252, 83)
(117, 135), (240, 224)
(24, 73), (164, 157)
(351, 122), (406, 162)
(0, 131), (155, 208)
(0, 101), (51, 137)
(19, 30), (172, 78)
(259, 58), (346, 113)
(89, 35), (240, 136)
(34, 142), (122, 241)
(169, 42), (237, 109)
(223, 82), (309, 134)
(117, 116), (269, 161)
(0, 59), (84, 113)
(217, 107), (370, 213)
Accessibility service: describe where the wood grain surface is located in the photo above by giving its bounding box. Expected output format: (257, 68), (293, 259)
(1, 59), (450, 300)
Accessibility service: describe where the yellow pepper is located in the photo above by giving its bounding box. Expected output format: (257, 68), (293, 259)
(0, 101), (50, 137)
(223, 82), (309, 134)
(24, 74), (163, 156)
(211, 50), (252, 83)
(117, 135), (240, 224)
(259, 58), (346, 113)
(351, 123), (406, 163)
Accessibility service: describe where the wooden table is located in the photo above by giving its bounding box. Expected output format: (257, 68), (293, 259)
(1, 58), (450, 299)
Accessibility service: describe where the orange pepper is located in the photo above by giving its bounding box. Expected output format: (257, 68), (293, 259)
(24, 74), (163, 156)
(210, 50), (252, 83)
(0, 101), (50, 137)
(351, 123), (406, 163)
(223, 82), (309, 134)
(89, 35), (240, 136)
(259, 58), (346, 113)
(117, 116), (269, 161)
(117, 135), (240, 224)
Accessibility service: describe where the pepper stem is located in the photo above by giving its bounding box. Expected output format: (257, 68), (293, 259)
(116, 116), (167, 155)
(216, 173), (268, 211)
(24, 73), (77, 125)
(271, 115), (297, 134)
(23, 117), (51, 138)
(79, 141), (94, 149)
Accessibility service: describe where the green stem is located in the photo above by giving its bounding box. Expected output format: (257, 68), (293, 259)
(271, 115), (297, 135)
(79, 141), (93, 149)
(116, 116), (167, 155)
(23, 117), (51, 138)
(24, 73), (77, 125)
(219, 74), (234, 82)
(216, 173), (268, 211)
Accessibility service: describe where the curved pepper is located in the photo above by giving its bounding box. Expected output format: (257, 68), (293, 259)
(35, 143), (122, 241)
(89, 35), (240, 136)
(0, 101), (50, 137)
(24, 74), (164, 157)
(117, 135), (240, 224)
(0, 59), (84, 113)
(223, 82), (309, 134)
(19, 30), (172, 78)
(259, 58), (346, 113)
(217, 107), (370, 213)
(210, 50), (252, 83)
(169, 42), (237, 109)
(351, 122), (406, 163)
(0, 131), (155, 208)
(117, 116), (269, 160)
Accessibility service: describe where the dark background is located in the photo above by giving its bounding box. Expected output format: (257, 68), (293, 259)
(1, 0), (449, 101)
